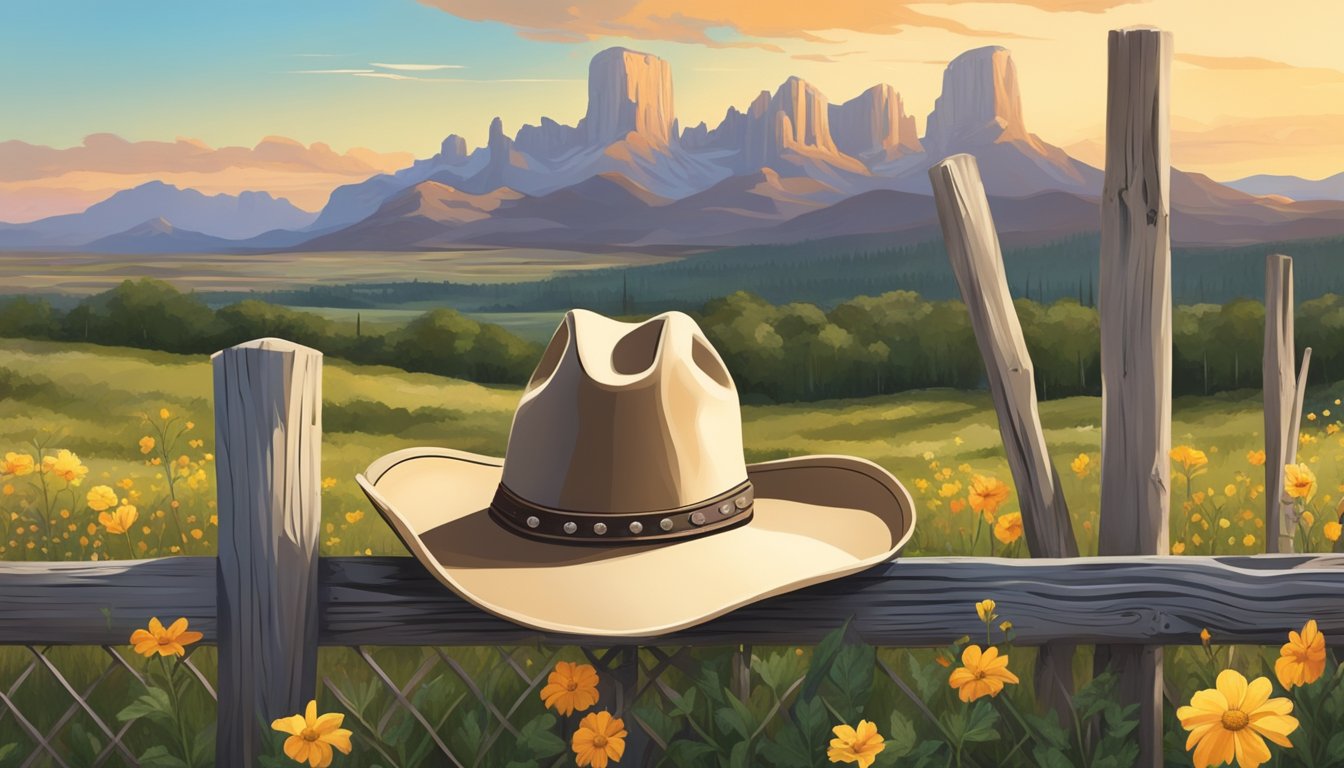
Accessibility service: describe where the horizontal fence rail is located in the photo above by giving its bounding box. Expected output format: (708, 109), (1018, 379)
(4, 554), (1344, 647)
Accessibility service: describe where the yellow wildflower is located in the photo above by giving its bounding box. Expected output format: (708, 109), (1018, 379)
(1307, 412), (1317, 421)
(1247, 450), (1266, 466)
(540, 661), (600, 716)
(41, 450), (88, 485)
(968, 476), (1011, 517)
(86, 485), (118, 512)
(139, 436), (155, 455)
(914, 478), (929, 493)
(1325, 522), (1342, 542)
(993, 512), (1023, 544)
(159, 408), (171, 420)
(948, 645), (1019, 702)
(1, 452), (35, 476)
(1171, 445), (1209, 473)
(322, 477), (338, 489)
(571, 711), (625, 768)
(827, 720), (885, 768)
(1243, 534), (1256, 547)
(1275, 620), (1326, 690)
(344, 510), (364, 524)
(1172, 541), (1186, 555)
(130, 617), (203, 658)
(272, 699), (353, 768)
(975, 599), (997, 623)
(939, 481), (961, 498)
(1224, 484), (1237, 498)
(1284, 464), (1316, 501)
(1177, 670), (1297, 768)
(1070, 453), (1091, 478)
(99, 504), (138, 535)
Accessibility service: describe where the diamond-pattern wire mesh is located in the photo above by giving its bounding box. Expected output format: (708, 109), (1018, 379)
(316, 643), (932, 768)
(0, 646), (216, 768)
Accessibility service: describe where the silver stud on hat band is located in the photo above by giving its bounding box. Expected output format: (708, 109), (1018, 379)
(489, 480), (753, 542)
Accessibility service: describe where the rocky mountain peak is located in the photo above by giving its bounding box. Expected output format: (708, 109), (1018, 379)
(829, 84), (922, 164)
(584, 47), (676, 149)
(924, 46), (1029, 151)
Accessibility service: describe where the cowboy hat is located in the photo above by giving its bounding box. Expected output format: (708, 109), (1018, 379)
(356, 309), (915, 637)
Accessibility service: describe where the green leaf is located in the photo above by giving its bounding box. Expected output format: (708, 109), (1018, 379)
(801, 621), (851, 701)
(827, 644), (876, 717)
(1326, 731), (1344, 762)
(960, 701), (1000, 743)
(664, 740), (718, 767)
(136, 745), (189, 768)
(504, 762), (539, 768)
(191, 724), (215, 768)
(517, 713), (565, 758)
(905, 653), (945, 702)
(632, 703), (679, 746)
(906, 739), (945, 768)
(117, 686), (174, 724)
(669, 686), (698, 718)
(756, 724), (814, 768)
(1032, 745), (1074, 768)
(885, 712), (916, 758)
(751, 651), (802, 696)
(1024, 710), (1069, 750)
(714, 690), (756, 741)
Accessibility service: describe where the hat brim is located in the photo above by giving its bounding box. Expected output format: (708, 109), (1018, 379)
(356, 447), (915, 637)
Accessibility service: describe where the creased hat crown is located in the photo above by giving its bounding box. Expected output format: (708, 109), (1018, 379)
(500, 309), (748, 515)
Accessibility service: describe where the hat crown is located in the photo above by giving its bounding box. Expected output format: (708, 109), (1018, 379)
(501, 309), (748, 513)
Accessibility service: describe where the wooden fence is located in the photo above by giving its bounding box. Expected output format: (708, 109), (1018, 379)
(0, 24), (1333, 768)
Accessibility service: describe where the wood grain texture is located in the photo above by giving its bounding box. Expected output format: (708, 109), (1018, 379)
(320, 555), (1344, 647)
(1098, 27), (1173, 765)
(1264, 254), (1296, 553)
(212, 338), (323, 768)
(929, 152), (1078, 723)
(929, 154), (1077, 559)
(4, 555), (1344, 646)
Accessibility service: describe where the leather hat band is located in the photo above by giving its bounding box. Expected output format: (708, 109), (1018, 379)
(489, 480), (754, 544)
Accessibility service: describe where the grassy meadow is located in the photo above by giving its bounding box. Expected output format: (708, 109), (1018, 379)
(4, 338), (1344, 767)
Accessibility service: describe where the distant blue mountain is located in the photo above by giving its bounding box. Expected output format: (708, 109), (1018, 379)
(1225, 172), (1344, 202)
(0, 181), (316, 248)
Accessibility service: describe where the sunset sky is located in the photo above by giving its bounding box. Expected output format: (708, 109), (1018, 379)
(2, 0), (1341, 186)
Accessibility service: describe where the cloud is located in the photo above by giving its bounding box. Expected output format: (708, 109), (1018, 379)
(0, 135), (417, 220)
(1176, 53), (1293, 70)
(792, 51), (866, 63)
(369, 62), (465, 71)
(414, 0), (1125, 47)
(1176, 53), (1344, 82)
(291, 69), (376, 75)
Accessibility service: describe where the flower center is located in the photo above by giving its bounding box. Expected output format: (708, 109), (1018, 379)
(973, 670), (987, 680)
(566, 681), (578, 692)
(301, 728), (320, 742)
(157, 637), (172, 645)
(592, 735), (607, 748)
(1221, 709), (1249, 731)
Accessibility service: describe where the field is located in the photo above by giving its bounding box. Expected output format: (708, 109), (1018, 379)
(0, 248), (678, 296)
(3, 339), (1344, 767)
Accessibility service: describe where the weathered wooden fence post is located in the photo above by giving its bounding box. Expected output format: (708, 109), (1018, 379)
(929, 153), (1079, 722)
(1264, 257), (1311, 553)
(1096, 26), (1172, 766)
(213, 338), (323, 767)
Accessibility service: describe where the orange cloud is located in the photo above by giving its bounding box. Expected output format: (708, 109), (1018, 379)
(416, 0), (1136, 47)
(1171, 114), (1344, 180)
(1177, 53), (1344, 82)
(0, 135), (413, 221)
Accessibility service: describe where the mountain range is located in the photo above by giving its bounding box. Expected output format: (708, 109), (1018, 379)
(4, 45), (1344, 253)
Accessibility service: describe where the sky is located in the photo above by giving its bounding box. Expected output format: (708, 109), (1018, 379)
(1, 0), (1341, 188)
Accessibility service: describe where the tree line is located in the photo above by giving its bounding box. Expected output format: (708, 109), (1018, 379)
(2, 279), (1341, 403)
(0, 279), (540, 384)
